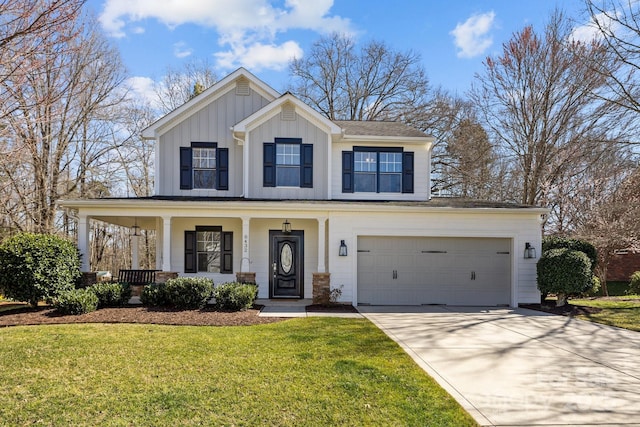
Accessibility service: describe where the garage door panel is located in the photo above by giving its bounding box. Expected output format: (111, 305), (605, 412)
(357, 237), (511, 306)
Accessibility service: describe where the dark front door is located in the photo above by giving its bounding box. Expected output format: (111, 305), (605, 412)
(269, 230), (304, 298)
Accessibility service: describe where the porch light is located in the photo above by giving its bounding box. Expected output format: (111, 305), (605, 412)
(524, 242), (536, 259)
(339, 240), (348, 256)
(132, 218), (141, 237)
(282, 219), (291, 234)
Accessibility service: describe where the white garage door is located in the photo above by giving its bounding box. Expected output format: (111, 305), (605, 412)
(357, 237), (511, 306)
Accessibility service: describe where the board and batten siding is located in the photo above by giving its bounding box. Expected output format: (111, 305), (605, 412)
(247, 112), (329, 199)
(157, 85), (271, 196)
(330, 141), (431, 201)
(327, 209), (542, 306)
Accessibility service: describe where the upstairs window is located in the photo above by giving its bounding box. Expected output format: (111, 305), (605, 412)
(276, 143), (301, 187)
(343, 147), (414, 194)
(180, 142), (229, 191)
(193, 147), (216, 189)
(263, 138), (313, 188)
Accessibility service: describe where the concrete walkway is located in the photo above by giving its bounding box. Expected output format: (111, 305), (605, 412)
(359, 305), (640, 427)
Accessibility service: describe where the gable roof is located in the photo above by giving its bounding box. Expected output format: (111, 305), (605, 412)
(142, 67), (280, 139)
(232, 92), (342, 136)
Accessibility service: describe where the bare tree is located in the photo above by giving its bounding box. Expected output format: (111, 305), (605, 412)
(153, 58), (218, 114)
(0, 12), (127, 233)
(583, 0), (640, 118)
(470, 10), (633, 218)
(289, 33), (432, 121)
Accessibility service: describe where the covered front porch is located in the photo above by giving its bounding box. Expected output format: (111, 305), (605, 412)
(63, 198), (340, 302)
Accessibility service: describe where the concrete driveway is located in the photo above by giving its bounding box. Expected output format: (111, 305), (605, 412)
(359, 306), (640, 426)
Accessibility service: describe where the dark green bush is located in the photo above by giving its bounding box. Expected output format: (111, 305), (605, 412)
(163, 277), (214, 309)
(629, 271), (640, 295)
(0, 233), (81, 307)
(542, 236), (597, 272)
(53, 289), (98, 315)
(89, 282), (131, 308)
(140, 283), (168, 306)
(213, 282), (258, 311)
(537, 248), (592, 306)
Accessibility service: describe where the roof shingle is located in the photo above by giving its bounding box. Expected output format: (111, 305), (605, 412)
(334, 120), (429, 138)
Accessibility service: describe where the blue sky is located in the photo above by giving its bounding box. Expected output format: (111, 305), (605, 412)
(85, 0), (588, 102)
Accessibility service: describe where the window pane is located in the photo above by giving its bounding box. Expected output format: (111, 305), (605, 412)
(276, 165), (300, 186)
(379, 152), (401, 173)
(276, 144), (300, 165)
(196, 231), (220, 272)
(194, 170), (215, 189)
(354, 172), (376, 192)
(379, 173), (401, 192)
(355, 152), (377, 172)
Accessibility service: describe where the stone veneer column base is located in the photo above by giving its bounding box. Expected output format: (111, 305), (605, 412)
(312, 273), (331, 304)
(155, 271), (179, 284)
(236, 272), (256, 284)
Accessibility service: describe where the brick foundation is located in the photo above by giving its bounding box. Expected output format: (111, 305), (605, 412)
(236, 272), (256, 284)
(130, 285), (144, 297)
(155, 271), (178, 283)
(312, 273), (331, 304)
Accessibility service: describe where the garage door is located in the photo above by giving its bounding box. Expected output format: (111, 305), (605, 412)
(357, 237), (511, 306)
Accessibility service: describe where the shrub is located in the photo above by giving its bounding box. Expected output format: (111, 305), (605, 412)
(537, 248), (592, 306)
(0, 233), (81, 307)
(140, 283), (168, 306)
(163, 277), (215, 309)
(542, 236), (597, 272)
(213, 282), (258, 311)
(53, 289), (98, 315)
(89, 282), (131, 308)
(629, 271), (640, 295)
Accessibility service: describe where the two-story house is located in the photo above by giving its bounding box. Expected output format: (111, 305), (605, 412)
(60, 68), (546, 307)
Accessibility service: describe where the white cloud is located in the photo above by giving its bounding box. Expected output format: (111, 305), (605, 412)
(451, 11), (496, 58)
(173, 42), (193, 59)
(99, 0), (352, 70)
(570, 12), (617, 43)
(215, 40), (303, 71)
(125, 76), (158, 106)
(131, 26), (145, 34)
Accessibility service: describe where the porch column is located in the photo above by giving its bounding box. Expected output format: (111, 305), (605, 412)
(317, 217), (327, 273)
(162, 216), (172, 271)
(78, 214), (90, 272)
(155, 217), (163, 270)
(241, 216), (251, 271)
(131, 235), (140, 269)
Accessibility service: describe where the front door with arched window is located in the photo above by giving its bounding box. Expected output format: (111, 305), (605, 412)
(269, 230), (304, 298)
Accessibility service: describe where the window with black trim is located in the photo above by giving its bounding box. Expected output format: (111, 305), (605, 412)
(184, 226), (233, 273)
(180, 142), (229, 191)
(343, 147), (414, 194)
(263, 138), (313, 188)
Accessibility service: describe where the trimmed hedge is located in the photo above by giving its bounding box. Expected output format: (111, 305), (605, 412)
(53, 288), (98, 315)
(89, 282), (131, 308)
(629, 271), (640, 295)
(0, 233), (81, 307)
(537, 248), (592, 303)
(141, 278), (214, 309)
(213, 282), (258, 311)
(542, 236), (597, 272)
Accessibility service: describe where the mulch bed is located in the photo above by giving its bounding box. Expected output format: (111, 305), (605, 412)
(0, 305), (286, 327)
(305, 303), (359, 313)
(520, 303), (602, 316)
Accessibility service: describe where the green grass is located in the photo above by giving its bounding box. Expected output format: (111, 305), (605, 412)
(0, 318), (476, 426)
(571, 296), (640, 331)
(586, 281), (631, 296)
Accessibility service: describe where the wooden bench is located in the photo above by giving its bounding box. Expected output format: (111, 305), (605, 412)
(116, 269), (159, 286)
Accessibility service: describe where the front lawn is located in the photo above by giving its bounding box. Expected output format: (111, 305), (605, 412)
(571, 296), (640, 331)
(0, 318), (477, 426)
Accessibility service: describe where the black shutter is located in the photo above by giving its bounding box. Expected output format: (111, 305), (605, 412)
(263, 143), (276, 187)
(300, 143), (313, 188)
(221, 232), (233, 273)
(180, 147), (192, 190)
(184, 230), (197, 273)
(216, 148), (229, 190)
(342, 151), (354, 193)
(402, 151), (414, 194)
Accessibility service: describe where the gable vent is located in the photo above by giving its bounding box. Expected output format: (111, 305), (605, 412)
(281, 103), (296, 121)
(236, 78), (250, 96)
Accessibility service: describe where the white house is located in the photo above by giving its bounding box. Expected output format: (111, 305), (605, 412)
(59, 68), (546, 307)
